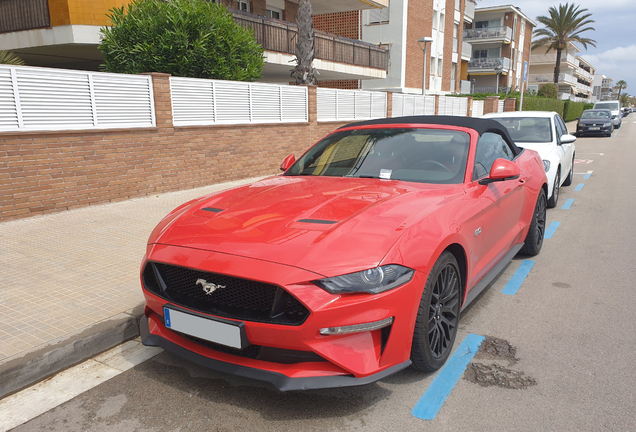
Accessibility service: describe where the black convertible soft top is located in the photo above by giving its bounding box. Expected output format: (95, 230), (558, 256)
(340, 115), (522, 155)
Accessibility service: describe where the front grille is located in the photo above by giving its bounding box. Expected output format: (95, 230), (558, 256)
(143, 262), (309, 325)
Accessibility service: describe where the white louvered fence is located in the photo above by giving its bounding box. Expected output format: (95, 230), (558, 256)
(316, 88), (387, 122)
(0, 65), (155, 132)
(170, 78), (308, 126)
(391, 94), (436, 117)
(437, 96), (469, 116)
(498, 100), (505, 113)
(472, 100), (484, 117)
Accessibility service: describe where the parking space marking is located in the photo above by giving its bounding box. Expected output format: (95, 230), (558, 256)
(574, 159), (593, 164)
(561, 198), (575, 210)
(411, 334), (485, 420)
(574, 170), (593, 179)
(502, 260), (535, 295)
(544, 221), (560, 239)
(575, 183), (585, 191)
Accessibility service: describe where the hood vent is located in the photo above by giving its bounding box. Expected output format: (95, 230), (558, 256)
(297, 219), (338, 225)
(202, 207), (224, 213)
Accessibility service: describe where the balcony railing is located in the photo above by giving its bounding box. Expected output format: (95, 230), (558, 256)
(0, 0), (50, 33)
(233, 10), (388, 71)
(467, 56), (511, 71)
(462, 41), (471, 59)
(530, 73), (576, 85)
(463, 26), (512, 41)
(464, 1), (475, 22)
(530, 53), (577, 65)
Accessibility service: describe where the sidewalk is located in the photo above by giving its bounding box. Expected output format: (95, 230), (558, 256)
(0, 176), (263, 398)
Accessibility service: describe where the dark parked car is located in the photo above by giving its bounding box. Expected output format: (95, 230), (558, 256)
(576, 109), (614, 137)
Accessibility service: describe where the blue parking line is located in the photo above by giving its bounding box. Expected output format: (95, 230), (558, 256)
(575, 183), (585, 191)
(412, 334), (485, 420)
(502, 260), (535, 295)
(544, 221), (560, 239)
(583, 173), (591, 179)
(562, 198), (574, 210)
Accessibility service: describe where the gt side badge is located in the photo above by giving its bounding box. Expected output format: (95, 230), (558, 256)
(474, 227), (482, 237)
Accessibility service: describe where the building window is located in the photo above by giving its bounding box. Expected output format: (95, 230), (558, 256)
(431, 56), (437, 75)
(365, 6), (389, 25)
(439, 13), (445, 32)
(266, 7), (282, 19)
(238, 0), (249, 12)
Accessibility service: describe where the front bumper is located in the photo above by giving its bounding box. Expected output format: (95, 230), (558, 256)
(139, 244), (426, 390)
(577, 123), (612, 136)
(140, 314), (411, 391)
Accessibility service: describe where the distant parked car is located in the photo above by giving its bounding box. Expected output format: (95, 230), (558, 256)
(575, 109), (614, 137)
(593, 101), (622, 128)
(621, 107), (630, 117)
(483, 111), (576, 208)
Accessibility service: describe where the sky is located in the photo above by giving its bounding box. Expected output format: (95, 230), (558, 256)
(478, 0), (636, 95)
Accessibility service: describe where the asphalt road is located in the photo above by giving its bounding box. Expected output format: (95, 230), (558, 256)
(9, 118), (636, 432)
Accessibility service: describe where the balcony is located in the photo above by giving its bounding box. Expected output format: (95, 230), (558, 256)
(233, 10), (388, 81)
(461, 41), (471, 61)
(467, 56), (511, 73)
(530, 53), (577, 66)
(530, 73), (577, 85)
(463, 26), (512, 43)
(464, 1), (475, 23)
(576, 82), (591, 93)
(0, 0), (50, 33)
(574, 67), (593, 80)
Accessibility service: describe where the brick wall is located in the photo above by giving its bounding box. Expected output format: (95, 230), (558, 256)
(405, 0), (434, 90)
(313, 11), (360, 40)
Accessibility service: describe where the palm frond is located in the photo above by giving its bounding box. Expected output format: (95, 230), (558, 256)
(0, 50), (26, 66)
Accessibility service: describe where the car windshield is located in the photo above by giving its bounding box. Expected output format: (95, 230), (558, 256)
(595, 103), (617, 110)
(285, 128), (470, 184)
(488, 117), (553, 143)
(581, 111), (610, 119)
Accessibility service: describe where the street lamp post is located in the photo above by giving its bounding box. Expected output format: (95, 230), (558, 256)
(495, 65), (503, 94)
(418, 37), (433, 95)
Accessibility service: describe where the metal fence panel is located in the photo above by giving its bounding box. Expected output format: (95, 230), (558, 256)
(472, 100), (484, 117)
(317, 88), (386, 122)
(498, 100), (505, 113)
(391, 94), (435, 117)
(170, 77), (308, 126)
(0, 65), (155, 132)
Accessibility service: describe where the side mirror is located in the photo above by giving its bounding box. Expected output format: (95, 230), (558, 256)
(280, 154), (295, 172)
(575, 117), (580, 120)
(479, 158), (520, 185)
(560, 134), (577, 144)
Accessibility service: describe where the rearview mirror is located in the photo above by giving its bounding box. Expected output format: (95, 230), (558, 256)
(479, 158), (520, 185)
(560, 134), (576, 144)
(280, 154), (295, 172)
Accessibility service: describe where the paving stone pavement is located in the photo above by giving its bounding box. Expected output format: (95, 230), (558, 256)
(0, 176), (263, 397)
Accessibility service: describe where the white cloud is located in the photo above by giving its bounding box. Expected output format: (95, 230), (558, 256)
(582, 45), (636, 86)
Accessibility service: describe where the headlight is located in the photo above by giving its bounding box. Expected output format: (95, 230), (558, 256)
(312, 264), (414, 294)
(604, 122), (612, 127)
(542, 160), (551, 172)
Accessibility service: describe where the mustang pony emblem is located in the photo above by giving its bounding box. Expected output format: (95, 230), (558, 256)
(196, 278), (226, 295)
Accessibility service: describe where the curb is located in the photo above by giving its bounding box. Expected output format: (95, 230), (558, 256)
(0, 303), (145, 399)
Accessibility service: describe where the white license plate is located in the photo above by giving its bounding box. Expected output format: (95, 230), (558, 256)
(589, 127), (600, 130)
(164, 307), (243, 349)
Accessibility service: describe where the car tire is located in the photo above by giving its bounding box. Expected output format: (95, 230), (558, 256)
(547, 168), (560, 208)
(411, 251), (461, 372)
(562, 155), (574, 186)
(520, 188), (547, 256)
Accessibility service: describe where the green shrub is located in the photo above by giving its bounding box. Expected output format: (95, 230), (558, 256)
(99, 0), (264, 81)
(537, 83), (558, 99)
(583, 103), (594, 110)
(563, 100), (587, 122)
(512, 95), (565, 114)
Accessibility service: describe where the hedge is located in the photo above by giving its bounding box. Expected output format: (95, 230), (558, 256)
(583, 103), (594, 110)
(514, 96), (565, 115)
(563, 101), (587, 122)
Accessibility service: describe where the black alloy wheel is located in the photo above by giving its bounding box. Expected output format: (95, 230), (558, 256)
(411, 251), (461, 372)
(520, 188), (547, 256)
(547, 168), (560, 208)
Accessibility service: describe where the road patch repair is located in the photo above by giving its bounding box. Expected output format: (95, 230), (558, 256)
(464, 336), (537, 390)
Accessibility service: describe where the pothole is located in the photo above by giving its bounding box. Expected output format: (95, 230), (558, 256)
(473, 336), (518, 365)
(464, 363), (537, 389)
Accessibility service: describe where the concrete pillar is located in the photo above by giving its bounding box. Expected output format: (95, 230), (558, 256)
(386, 92), (393, 118)
(483, 96), (500, 115)
(467, 97), (474, 117)
(504, 98), (517, 112)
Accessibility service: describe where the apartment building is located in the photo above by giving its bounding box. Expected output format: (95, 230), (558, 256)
(592, 75), (615, 102)
(528, 41), (595, 103)
(356, 0), (475, 94)
(463, 4), (535, 94)
(0, 0), (388, 84)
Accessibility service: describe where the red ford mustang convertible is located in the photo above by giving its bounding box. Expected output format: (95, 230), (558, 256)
(140, 116), (548, 390)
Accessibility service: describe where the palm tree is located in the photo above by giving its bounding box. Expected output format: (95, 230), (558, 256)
(532, 3), (596, 86)
(0, 50), (25, 66)
(614, 80), (627, 102)
(619, 93), (629, 107)
(290, 0), (316, 85)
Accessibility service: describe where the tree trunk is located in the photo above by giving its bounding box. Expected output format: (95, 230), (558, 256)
(553, 49), (562, 86)
(291, 0), (316, 85)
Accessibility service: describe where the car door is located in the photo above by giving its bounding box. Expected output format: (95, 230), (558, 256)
(554, 114), (574, 182)
(470, 132), (525, 284)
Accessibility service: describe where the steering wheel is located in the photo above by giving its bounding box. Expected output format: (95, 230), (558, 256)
(412, 160), (452, 173)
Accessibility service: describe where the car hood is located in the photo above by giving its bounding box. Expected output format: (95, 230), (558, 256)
(515, 142), (555, 160)
(150, 176), (462, 276)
